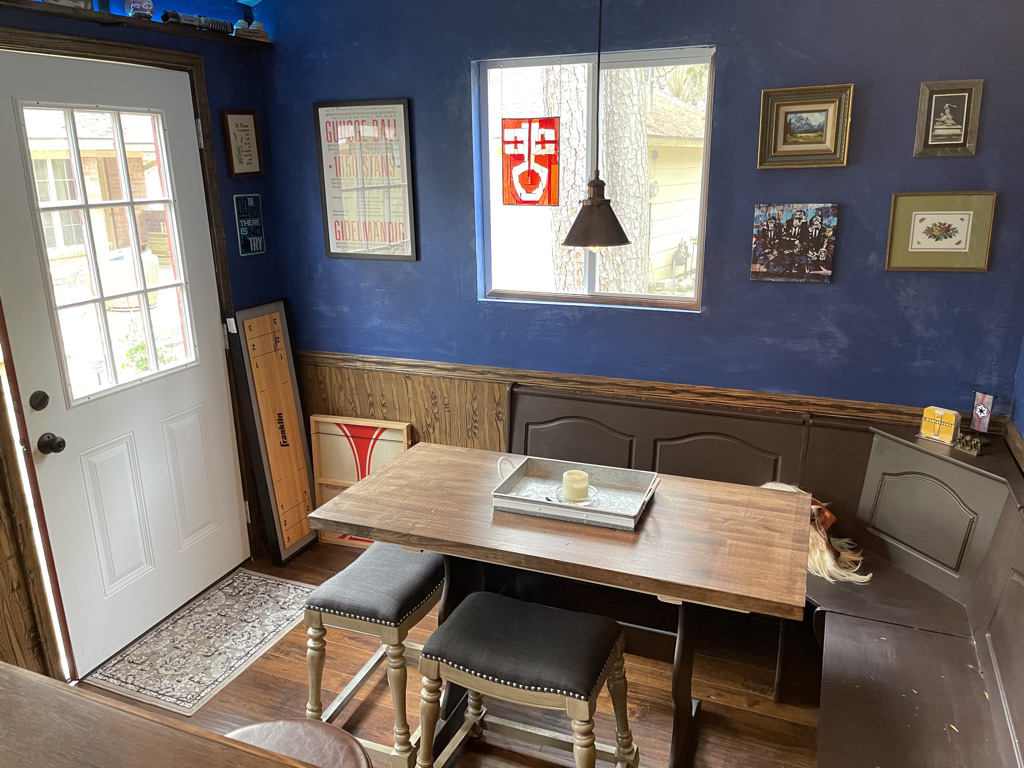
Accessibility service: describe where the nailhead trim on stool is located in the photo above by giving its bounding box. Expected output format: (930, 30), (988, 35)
(420, 592), (624, 700)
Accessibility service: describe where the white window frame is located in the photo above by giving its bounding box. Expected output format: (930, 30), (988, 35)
(475, 45), (715, 311)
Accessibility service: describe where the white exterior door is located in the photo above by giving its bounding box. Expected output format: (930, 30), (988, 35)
(0, 51), (249, 675)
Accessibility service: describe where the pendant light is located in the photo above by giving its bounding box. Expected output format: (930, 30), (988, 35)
(561, 0), (630, 251)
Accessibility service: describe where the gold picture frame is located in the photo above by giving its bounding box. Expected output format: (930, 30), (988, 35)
(758, 84), (853, 169)
(885, 191), (995, 271)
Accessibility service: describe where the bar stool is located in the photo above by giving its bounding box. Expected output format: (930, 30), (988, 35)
(305, 542), (445, 768)
(228, 720), (373, 768)
(416, 591), (640, 768)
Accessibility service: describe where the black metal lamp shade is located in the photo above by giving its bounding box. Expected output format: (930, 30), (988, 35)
(562, 170), (630, 249)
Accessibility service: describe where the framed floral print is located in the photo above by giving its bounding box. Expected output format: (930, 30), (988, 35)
(886, 191), (995, 271)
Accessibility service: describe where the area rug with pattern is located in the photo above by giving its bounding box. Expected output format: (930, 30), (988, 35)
(83, 569), (314, 715)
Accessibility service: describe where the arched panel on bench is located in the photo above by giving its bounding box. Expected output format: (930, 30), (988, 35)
(521, 417), (635, 468)
(866, 472), (978, 573)
(855, 431), (1011, 602)
(653, 433), (782, 486)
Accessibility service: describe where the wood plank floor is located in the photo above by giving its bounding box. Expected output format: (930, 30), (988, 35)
(83, 543), (820, 768)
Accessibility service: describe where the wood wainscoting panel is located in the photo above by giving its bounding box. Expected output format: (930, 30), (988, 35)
(297, 358), (508, 451)
(297, 351), (967, 429)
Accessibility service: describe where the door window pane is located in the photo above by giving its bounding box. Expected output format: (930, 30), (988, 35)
(58, 303), (112, 398)
(134, 204), (179, 286)
(149, 286), (191, 369)
(75, 111), (127, 204)
(41, 209), (95, 305)
(120, 113), (168, 201)
(24, 109), (80, 206)
(106, 295), (151, 383)
(91, 206), (141, 296)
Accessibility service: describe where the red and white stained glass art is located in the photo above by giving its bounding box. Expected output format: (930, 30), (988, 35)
(502, 117), (559, 206)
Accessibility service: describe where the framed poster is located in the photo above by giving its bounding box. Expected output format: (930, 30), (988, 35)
(913, 79), (983, 158)
(886, 191), (995, 271)
(757, 84), (853, 169)
(221, 110), (263, 177)
(313, 98), (417, 261)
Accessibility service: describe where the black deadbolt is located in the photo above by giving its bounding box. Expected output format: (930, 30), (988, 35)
(37, 432), (66, 455)
(29, 390), (50, 411)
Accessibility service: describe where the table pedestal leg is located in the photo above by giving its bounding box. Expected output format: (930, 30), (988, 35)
(669, 603), (700, 768)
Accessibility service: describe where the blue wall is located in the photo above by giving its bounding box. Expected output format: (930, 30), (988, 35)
(261, 0), (1024, 414)
(1015, 337), (1024, 434)
(0, 2), (281, 310)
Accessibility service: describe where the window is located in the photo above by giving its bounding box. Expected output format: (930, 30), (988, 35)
(477, 47), (714, 310)
(21, 106), (195, 402)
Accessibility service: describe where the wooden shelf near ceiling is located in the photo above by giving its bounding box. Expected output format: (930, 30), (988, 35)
(0, 0), (273, 48)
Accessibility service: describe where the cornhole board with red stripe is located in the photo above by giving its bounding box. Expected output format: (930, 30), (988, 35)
(310, 415), (412, 548)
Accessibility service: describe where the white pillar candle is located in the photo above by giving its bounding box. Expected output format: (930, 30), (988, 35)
(562, 469), (589, 501)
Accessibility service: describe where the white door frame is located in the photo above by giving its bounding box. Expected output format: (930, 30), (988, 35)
(0, 25), (252, 681)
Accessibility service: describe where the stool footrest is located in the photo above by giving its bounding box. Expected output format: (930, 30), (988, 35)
(322, 642), (423, 724)
(484, 715), (621, 763)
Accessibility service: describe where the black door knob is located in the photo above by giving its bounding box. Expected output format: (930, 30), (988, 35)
(37, 432), (66, 455)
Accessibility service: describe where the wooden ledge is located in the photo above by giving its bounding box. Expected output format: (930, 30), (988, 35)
(0, 0), (272, 48)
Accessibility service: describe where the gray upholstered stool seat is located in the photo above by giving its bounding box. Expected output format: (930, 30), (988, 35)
(305, 543), (445, 768)
(227, 719), (373, 768)
(416, 592), (640, 768)
(421, 591), (622, 700)
(305, 541), (445, 627)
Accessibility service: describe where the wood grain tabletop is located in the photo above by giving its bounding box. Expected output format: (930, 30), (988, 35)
(309, 443), (810, 620)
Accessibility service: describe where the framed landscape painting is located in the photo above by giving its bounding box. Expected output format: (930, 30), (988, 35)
(886, 191), (995, 271)
(758, 84), (853, 168)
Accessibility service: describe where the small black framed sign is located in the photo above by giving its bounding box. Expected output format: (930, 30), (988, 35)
(313, 98), (417, 261)
(913, 79), (983, 158)
(233, 194), (266, 256)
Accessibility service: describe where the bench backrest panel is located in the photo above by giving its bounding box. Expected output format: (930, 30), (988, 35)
(855, 431), (1010, 602)
(508, 387), (808, 486)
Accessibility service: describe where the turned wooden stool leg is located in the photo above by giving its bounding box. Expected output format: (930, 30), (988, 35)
(417, 664), (442, 768)
(571, 718), (597, 768)
(606, 644), (639, 768)
(305, 610), (326, 720)
(467, 690), (485, 736)
(386, 642), (414, 768)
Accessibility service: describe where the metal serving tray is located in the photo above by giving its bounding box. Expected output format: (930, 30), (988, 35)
(492, 456), (659, 531)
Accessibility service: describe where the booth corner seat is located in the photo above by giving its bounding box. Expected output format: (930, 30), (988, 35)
(304, 542), (445, 768)
(416, 591), (640, 768)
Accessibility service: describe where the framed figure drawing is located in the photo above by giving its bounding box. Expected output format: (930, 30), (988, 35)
(758, 84), (853, 168)
(886, 191), (995, 271)
(313, 98), (417, 261)
(914, 80), (982, 157)
(221, 110), (263, 177)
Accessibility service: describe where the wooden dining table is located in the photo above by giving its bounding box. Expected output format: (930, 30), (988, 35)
(308, 442), (810, 768)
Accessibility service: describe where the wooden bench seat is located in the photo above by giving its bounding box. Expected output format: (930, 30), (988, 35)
(817, 613), (1007, 768)
(807, 549), (971, 641)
